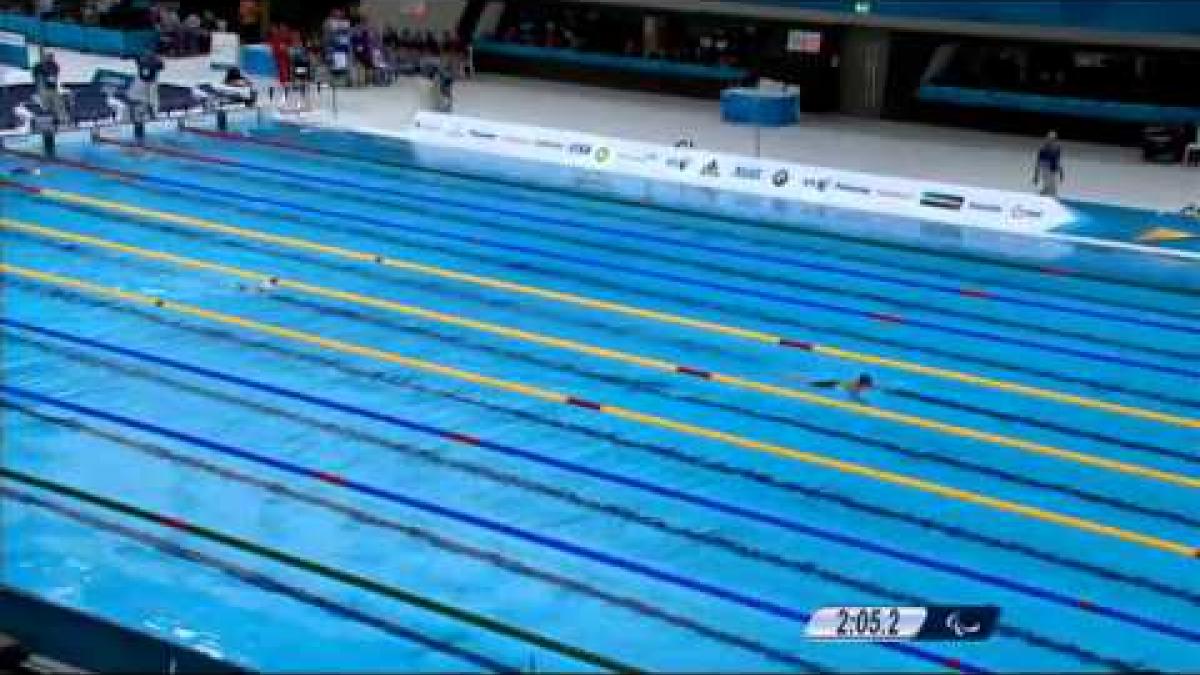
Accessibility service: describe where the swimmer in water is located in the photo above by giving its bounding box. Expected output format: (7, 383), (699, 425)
(810, 373), (875, 401)
(9, 166), (41, 176)
(236, 276), (281, 293)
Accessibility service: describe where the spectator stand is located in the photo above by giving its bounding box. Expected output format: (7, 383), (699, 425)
(0, 10), (157, 57)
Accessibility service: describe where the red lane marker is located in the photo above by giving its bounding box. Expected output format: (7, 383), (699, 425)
(312, 470), (348, 486)
(869, 312), (905, 324)
(1038, 265), (1073, 277)
(676, 365), (713, 379)
(158, 515), (189, 530)
(944, 657), (962, 672)
(1076, 599), (1096, 610)
(778, 338), (814, 350)
(959, 288), (991, 299)
(0, 179), (44, 195)
(445, 431), (483, 446)
(565, 397), (603, 410)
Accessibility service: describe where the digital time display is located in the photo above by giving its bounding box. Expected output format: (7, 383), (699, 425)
(806, 605), (999, 642)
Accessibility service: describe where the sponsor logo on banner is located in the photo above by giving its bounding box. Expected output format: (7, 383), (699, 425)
(876, 189), (914, 201)
(801, 177), (831, 192)
(468, 129), (497, 140)
(1009, 204), (1044, 221)
(967, 202), (1003, 213)
(734, 166), (763, 180)
(666, 156), (692, 171)
(594, 147), (613, 164)
(835, 182), (871, 195)
(772, 169), (790, 187)
(568, 143), (593, 155)
(534, 139), (564, 150)
(700, 159), (721, 177)
(920, 192), (965, 210)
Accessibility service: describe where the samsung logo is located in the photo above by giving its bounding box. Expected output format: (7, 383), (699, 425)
(468, 129), (497, 140)
(1010, 205), (1044, 220)
(534, 139), (564, 150)
(920, 192), (965, 211)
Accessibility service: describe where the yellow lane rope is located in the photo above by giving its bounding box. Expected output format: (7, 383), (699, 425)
(7, 218), (1199, 491)
(5, 261), (1196, 558)
(24, 186), (1200, 431)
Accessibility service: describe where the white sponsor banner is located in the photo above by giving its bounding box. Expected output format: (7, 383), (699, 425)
(209, 31), (241, 69)
(407, 113), (1074, 233)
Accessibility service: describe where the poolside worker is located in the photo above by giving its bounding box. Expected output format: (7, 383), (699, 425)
(1033, 131), (1065, 198)
(32, 52), (69, 127)
(129, 49), (165, 119)
(810, 373), (875, 401)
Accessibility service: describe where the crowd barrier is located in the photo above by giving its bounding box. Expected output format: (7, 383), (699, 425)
(0, 13), (157, 57)
(396, 113), (1198, 291)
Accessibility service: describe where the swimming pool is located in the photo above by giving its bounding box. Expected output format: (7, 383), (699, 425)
(2, 120), (1198, 672)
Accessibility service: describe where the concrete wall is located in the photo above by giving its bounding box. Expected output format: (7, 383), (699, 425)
(358, 0), (467, 32)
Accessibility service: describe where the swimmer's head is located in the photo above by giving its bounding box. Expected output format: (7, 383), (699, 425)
(849, 374), (874, 393)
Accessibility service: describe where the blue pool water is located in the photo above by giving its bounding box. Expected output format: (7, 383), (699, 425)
(2, 121), (1198, 672)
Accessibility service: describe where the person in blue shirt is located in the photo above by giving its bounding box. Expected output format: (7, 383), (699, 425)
(1033, 131), (1065, 198)
(32, 52), (69, 126)
(129, 49), (165, 117)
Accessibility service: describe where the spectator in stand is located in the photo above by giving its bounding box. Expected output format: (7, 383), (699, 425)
(351, 21), (372, 86)
(325, 8), (353, 85)
(224, 66), (250, 88)
(32, 51), (69, 126)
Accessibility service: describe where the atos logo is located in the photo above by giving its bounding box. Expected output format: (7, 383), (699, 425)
(772, 169), (790, 187)
(568, 143), (593, 155)
(666, 157), (692, 171)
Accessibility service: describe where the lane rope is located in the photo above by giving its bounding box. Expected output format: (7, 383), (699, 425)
(1, 386), (980, 673)
(4, 263), (1197, 559)
(8, 319), (1200, 646)
(9, 219), (1199, 488)
(0, 465), (640, 673)
(3, 178), (1195, 430)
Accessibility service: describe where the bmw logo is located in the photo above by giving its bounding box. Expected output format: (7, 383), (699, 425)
(595, 147), (612, 164)
(772, 169), (789, 187)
